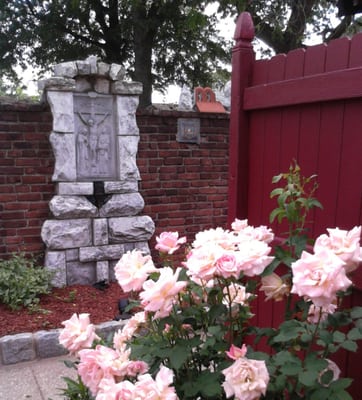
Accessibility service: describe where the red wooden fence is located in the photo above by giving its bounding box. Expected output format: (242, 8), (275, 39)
(228, 12), (362, 397)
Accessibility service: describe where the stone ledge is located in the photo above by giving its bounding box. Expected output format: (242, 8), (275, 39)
(0, 320), (126, 366)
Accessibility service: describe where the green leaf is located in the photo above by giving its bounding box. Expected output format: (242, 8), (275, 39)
(198, 372), (222, 397)
(298, 370), (317, 387)
(310, 388), (333, 400)
(280, 362), (302, 376)
(333, 391), (353, 400)
(329, 378), (353, 391)
(340, 340), (358, 352)
(269, 208), (285, 224)
(169, 345), (190, 371)
(270, 188), (284, 198)
(272, 320), (305, 343)
(333, 331), (346, 343)
(347, 327), (362, 341)
(272, 174), (283, 184)
(351, 306), (362, 319)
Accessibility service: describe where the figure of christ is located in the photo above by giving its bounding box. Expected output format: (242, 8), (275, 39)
(77, 112), (109, 168)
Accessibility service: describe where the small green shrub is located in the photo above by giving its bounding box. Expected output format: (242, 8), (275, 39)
(0, 253), (53, 310)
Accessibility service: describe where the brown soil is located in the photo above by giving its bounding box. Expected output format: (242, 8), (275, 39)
(0, 282), (126, 337)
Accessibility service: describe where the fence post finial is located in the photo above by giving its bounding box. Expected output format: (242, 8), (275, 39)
(234, 12), (255, 44)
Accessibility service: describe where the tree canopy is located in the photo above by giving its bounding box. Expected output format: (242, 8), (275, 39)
(0, 1), (359, 107)
(0, 0), (232, 107)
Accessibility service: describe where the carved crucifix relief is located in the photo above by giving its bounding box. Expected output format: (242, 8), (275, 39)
(74, 94), (117, 180)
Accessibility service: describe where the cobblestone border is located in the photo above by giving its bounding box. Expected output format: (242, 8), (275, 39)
(0, 320), (126, 365)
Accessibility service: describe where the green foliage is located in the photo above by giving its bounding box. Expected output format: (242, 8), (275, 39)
(218, 1), (356, 55)
(0, 253), (53, 310)
(0, 0), (231, 107)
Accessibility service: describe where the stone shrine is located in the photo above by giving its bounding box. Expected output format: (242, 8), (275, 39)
(40, 56), (155, 287)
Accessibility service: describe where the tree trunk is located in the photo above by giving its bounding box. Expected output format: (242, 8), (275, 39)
(132, 3), (156, 108)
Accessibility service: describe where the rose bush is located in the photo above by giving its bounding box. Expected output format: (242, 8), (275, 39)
(59, 164), (362, 400)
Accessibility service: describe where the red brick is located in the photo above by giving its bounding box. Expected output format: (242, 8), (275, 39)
(17, 192), (42, 201)
(0, 193), (18, 202)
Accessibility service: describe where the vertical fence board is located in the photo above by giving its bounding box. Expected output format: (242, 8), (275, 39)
(349, 32), (362, 67)
(304, 43), (326, 75)
(284, 48), (305, 79)
(325, 37), (350, 71)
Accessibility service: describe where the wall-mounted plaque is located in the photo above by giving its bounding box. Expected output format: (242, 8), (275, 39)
(177, 118), (201, 144)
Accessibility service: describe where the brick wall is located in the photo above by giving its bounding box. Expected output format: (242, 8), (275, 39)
(0, 102), (55, 258)
(0, 100), (230, 264)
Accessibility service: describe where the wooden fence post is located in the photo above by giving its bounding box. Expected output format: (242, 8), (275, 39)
(227, 12), (255, 225)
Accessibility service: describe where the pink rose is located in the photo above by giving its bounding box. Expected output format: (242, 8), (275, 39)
(226, 344), (247, 360)
(115, 250), (157, 293)
(222, 356), (269, 400)
(155, 231), (187, 254)
(113, 311), (146, 348)
(307, 303), (337, 324)
(184, 244), (218, 283)
(223, 284), (250, 308)
(78, 344), (131, 396)
(235, 238), (274, 277)
(126, 360), (149, 377)
(215, 252), (239, 278)
(231, 218), (249, 232)
(314, 226), (362, 273)
(291, 249), (352, 307)
(140, 267), (187, 319)
(59, 313), (100, 355)
(192, 227), (235, 250)
(97, 377), (135, 400)
(135, 366), (178, 400)
(260, 273), (290, 301)
(231, 219), (274, 244)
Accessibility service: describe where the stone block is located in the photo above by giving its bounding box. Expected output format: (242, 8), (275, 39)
(109, 260), (117, 281)
(111, 81), (143, 95)
(50, 132), (76, 181)
(44, 250), (67, 287)
(96, 261), (109, 281)
(53, 61), (78, 78)
(79, 244), (126, 262)
(0, 333), (36, 365)
(66, 248), (79, 261)
(118, 136), (141, 181)
(95, 78), (110, 94)
(124, 241), (151, 255)
(93, 218), (108, 245)
(75, 77), (93, 92)
(76, 60), (91, 75)
(57, 182), (94, 195)
(67, 261), (96, 285)
(99, 193), (144, 217)
(47, 91), (74, 133)
(38, 77), (76, 92)
(96, 321), (126, 341)
(109, 64), (126, 81)
(41, 219), (92, 250)
(116, 96), (140, 135)
(50, 195), (98, 219)
(35, 330), (67, 358)
(97, 61), (110, 77)
(87, 55), (98, 74)
(104, 180), (139, 194)
(108, 216), (155, 243)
